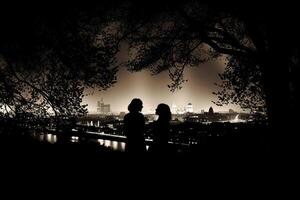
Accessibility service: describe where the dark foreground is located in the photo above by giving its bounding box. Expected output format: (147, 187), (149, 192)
(1, 131), (297, 196)
(0, 130), (274, 165)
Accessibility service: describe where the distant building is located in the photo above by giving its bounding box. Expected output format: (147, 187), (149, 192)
(201, 109), (205, 114)
(97, 98), (111, 114)
(171, 103), (178, 114)
(102, 104), (110, 113)
(177, 108), (185, 115)
(186, 103), (193, 113)
(208, 107), (214, 115)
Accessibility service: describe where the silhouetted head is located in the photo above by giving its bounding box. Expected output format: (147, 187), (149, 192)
(156, 104), (171, 122)
(128, 98), (143, 113)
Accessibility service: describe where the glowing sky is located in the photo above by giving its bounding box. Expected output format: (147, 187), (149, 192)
(82, 56), (243, 114)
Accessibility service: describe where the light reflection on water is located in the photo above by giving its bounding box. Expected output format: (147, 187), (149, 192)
(37, 133), (57, 144)
(48, 134), (56, 144)
(71, 136), (79, 143)
(98, 139), (125, 152)
(33, 132), (126, 152)
(39, 134), (44, 141)
(111, 141), (118, 150)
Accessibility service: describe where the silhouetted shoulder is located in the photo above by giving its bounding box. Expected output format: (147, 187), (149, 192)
(124, 112), (144, 121)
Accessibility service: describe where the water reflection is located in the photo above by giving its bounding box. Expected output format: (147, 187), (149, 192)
(48, 134), (57, 144)
(98, 139), (105, 146)
(36, 133), (57, 144)
(111, 141), (118, 150)
(104, 140), (111, 148)
(120, 142), (126, 151)
(97, 139), (125, 152)
(71, 136), (79, 143)
(39, 133), (44, 141)
(33, 132), (126, 152)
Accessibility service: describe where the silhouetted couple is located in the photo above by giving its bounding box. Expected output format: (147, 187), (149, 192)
(123, 98), (171, 154)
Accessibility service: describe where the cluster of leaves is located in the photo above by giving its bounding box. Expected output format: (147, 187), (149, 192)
(0, 5), (122, 120)
(0, 0), (270, 121)
(213, 56), (266, 112)
(122, 1), (265, 110)
(0, 54), (88, 119)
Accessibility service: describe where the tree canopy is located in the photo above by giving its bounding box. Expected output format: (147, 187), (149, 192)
(1, 0), (298, 120)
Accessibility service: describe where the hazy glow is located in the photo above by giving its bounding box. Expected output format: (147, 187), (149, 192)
(231, 114), (246, 123)
(83, 57), (242, 114)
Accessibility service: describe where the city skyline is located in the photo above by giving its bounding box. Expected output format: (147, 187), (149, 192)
(82, 55), (244, 114)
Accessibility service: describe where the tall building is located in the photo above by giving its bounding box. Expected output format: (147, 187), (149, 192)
(171, 103), (178, 114)
(186, 103), (193, 113)
(102, 104), (110, 113)
(229, 109), (235, 113)
(208, 107), (214, 115)
(201, 109), (205, 114)
(97, 98), (111, 114)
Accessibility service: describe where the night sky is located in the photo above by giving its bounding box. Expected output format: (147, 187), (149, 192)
(83, 44), (243, 114)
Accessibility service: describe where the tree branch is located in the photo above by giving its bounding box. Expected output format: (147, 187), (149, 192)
(209, 26), (255, 55)
(6, 60), (59, 117)
(203, 36), (249, 57)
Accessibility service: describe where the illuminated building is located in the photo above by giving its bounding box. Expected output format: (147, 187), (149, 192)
(97, 98), (111, 114)
(186, 103), (193, 113)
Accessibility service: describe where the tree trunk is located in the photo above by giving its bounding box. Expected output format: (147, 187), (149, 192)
(260, 22), (297, 156)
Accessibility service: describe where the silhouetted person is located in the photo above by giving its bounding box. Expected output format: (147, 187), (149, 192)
(123, 98), (146, 153)
(149, 104), (171, 153)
